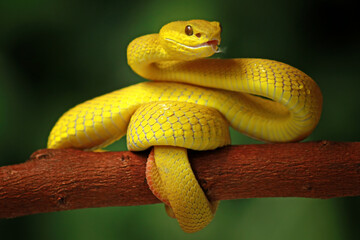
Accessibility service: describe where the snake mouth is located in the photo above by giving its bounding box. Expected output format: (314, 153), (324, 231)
(196, 39), (219, 51)
(165, 38), (220, 52)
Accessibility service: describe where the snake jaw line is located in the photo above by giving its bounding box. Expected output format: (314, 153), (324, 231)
(165, 38), (220, 52)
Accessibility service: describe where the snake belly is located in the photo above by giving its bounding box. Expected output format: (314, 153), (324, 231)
(47, 20), (322, 233)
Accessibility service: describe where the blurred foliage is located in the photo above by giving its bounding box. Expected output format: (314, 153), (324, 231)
(0, 0), (359, 239)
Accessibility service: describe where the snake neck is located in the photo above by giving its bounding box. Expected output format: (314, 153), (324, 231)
(127, 34), (172, 80)
(127, 34), (213, 82)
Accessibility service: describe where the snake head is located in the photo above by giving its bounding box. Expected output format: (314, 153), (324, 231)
(159, 20), (221, 60)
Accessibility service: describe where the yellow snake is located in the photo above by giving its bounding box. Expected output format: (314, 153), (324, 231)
(47, 20), (323, 233)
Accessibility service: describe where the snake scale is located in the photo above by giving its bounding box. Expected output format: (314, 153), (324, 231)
(48, 20), (323, 232)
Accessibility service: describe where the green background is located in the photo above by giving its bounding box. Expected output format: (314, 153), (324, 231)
(1, 0), (359, 239)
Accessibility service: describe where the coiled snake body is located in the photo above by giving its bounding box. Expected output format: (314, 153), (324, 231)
(48, 20), (322, 233)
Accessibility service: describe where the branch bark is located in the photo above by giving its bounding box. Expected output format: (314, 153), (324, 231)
(0, 141), (359, 219)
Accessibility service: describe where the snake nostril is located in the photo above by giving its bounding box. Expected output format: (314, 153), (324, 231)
(195, 33), (201, 38)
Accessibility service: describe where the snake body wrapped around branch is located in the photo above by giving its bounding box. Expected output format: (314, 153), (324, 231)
(47, 20), (322, 233)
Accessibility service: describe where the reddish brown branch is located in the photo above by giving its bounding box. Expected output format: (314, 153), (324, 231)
(0, 141), (359, 219)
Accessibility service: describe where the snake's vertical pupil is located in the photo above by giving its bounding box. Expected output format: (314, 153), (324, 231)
(219, 23), (222, 33)
(185, 25), (193, 36)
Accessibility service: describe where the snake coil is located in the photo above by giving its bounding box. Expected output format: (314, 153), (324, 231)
(48, 20), (322, 232)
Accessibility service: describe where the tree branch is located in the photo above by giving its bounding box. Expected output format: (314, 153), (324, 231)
(0, 141), (359, 219)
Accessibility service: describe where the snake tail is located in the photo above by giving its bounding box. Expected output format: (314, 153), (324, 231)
(151, 146), (218, 233)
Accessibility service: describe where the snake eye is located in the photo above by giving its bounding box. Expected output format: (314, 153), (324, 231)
(219, 23), (222, 33)
(185, 25), (193, 36)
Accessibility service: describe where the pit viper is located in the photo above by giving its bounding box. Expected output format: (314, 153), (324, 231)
(47, 20), (323, 233)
